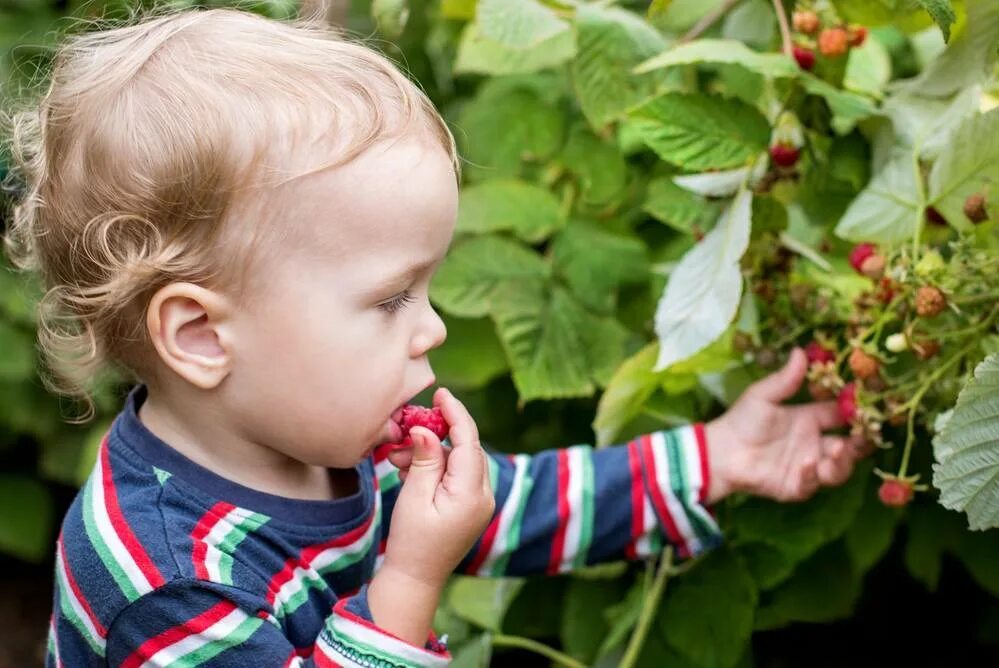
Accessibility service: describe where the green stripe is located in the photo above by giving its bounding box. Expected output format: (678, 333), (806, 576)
(664, 431), (716, 545)
(487, 454), (500, 495)
(573, 449), (595, 570)
(492, 456), (534, 576)
(81, 477), (140, 602)
(173, 614), (263, 666)
(278, 542), (373, 618)
(379, 468), (400, 491)
(217, 513), (269, 585)
(328, 622), (421, 666)
(55, 570), (105, 656)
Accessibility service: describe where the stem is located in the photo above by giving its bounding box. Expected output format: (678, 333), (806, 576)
(911, 141), (927, 263)
(771, 0), (793, 57)
(680, 0), (744, 43)
(491, 634), (587, 668)
(619, 547), (675, 668)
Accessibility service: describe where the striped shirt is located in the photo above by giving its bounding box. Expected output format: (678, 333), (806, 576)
(48, 384), (722, 667)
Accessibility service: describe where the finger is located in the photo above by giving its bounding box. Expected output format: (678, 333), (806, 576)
(796, 401), (845, 431)
(437, 389), (487, 496)
(748, 347), (808, 403)
(817, 442), (855, 487)
(402, 427), (446, 498)
(387, 448), (413, 471)
(793, 455), (820, 501)
(437, 388), (480, 450)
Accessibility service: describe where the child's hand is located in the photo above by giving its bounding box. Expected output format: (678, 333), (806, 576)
(704, 347), (873, 505)
(380, 388), (495, 588)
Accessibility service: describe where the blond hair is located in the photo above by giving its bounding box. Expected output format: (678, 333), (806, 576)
(2, 6), (461, 421)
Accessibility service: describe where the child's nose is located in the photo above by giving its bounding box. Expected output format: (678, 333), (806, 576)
(410, 305), (447, 357)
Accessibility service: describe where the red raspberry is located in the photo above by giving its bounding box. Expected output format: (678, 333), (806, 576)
(915, 285), (946, 318)
(876, 277), (896, 304)
(847, 25), (867, 47)
(769, 143), (800, 168)
(792, 10), (819, 34)
(878, 479), (914, 507)
(393, 405), (449, 448)
(805, 341), (836, 365)
(837, 382), (858, 423)
(848, 243), (876, 274)
(818, 27), (849, 57)
(848, 348), (879, 379)
(793, 45), (816, 70)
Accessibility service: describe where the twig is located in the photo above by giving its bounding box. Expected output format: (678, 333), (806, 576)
(771, 0), (793, 57)
(492, 634), (587, 668)
(679, 0), (744, 44)
(619, 547), (675, 668)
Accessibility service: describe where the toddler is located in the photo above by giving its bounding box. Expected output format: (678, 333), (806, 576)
(3, 8), (870, 667)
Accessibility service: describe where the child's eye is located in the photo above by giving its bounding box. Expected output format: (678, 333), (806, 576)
(378, 290), (416, 314)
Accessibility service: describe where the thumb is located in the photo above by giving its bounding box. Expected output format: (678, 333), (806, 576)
(749, 347), (807, 403)
(401, 426), (445, 498)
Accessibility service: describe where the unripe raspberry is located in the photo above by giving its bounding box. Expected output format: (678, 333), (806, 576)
(849, 348), (879, 379)
(876, 277), (896, 304)
(808, 381), (835, 401)
(878, 478), (914, 507)
(793, 10), (820, 34)
(394, 405), (449, 448)
(885, 333), (908, 353)
(848, 243), (876, 274)
(915, 285), (946, 318)
(818, 27), (849, 57)
(913, 339), (940, 360)
(793, 45), (816, 70)
(963, 192), (988, 223)
(769, 143), (800, 168)
(837, 382), (858, 423)
(859, 253), (885, 279)
(805, 341), (836, 365)
(847, 25), (867, 47)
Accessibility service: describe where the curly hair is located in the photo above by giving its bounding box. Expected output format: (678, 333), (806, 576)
(2, 6), (461, 421)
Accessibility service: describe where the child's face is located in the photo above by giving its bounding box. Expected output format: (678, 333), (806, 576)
(223, 136), (457, 468)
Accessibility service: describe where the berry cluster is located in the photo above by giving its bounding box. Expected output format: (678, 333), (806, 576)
(790, 7), (866, 71)
(385, 405), (450, 451)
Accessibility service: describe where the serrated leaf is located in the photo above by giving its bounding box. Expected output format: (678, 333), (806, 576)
(491, 284), (629, 402)
(454, 21), (577, 76)
(448, 576), (524, 631)
(430, 235), (550, 318)
(629, 94), (770, 171)
(551, 220), (649, 313)
(932, 354), (999, 530)
(672, 166), (754, 197)
(834, 149), (920, 243)
(916, 0), (957, 41)
(843, 35), (892, 98)
(634, 38), (798, 79)
(928, 109), (999, 231)
(654, 189), (752, 371)
(559, 125), (629, 205)
(457, 180), (564, 243)
(476, 0), (569, 49)
(882, 85), (980, 160)
(644, 175), (720, 233)
(592, 342), (661, 447)
(571, 4), (672, 130)
(799, 74), (879, 134)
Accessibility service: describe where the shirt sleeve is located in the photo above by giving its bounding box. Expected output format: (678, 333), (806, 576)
(374, 423), (724, 578)
(106, 578), (450, 667)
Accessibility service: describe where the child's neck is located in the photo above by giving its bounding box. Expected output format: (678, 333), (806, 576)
(137, 393), (355, 502)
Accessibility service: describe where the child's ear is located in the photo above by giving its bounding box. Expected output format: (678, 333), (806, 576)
(146, 282), (234, 390)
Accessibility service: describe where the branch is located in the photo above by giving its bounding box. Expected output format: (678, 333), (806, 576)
(679, 0), (744, 44)
(771, 0), (793, 57)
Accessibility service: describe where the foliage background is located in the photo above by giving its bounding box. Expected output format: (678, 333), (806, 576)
(2, 0), (999, 666)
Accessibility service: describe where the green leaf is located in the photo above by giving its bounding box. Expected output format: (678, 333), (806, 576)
(721, 0), (776, 50)
(428, 316), (509, 389)
(916, 0), (957, 41)
(430, 235), (550, 318)
(592, 342), (661, 447)
(0, 319), (36, 381)
(657, 548), (757, 668)
(634, 38), (799, 79)
(654, 189), (752, 370)
(834, 149), (920, 243)
(932, 353), (999, 530)
(551, 220), (649, 313)
(643, 176), (720, 234)
(476, 0), (569, 49)
(558, 125), (629, 205)
(799, 74), (879, 134)
(0, 474), (53, 562)
(596, 576), (645, 660)
(457, 180), (565, 243)
(447, 576), (524, 631)
(928, 110), (999, 232)
(371, 0), (409, 38)
(454, 22), (577, 75)
(954, 529), (999, 597)
(844, 477), (901, 573)
(904, 502), (960, 591)
(449, 633), (493, 668)
(843, 36), (892, 98)
(491, 284), (629, 402)
(882, 85), (980, 160)
(571, 4), (672, 130)
(628, 94), (770, 171)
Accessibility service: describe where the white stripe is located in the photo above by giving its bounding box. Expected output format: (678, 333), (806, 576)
(678, 427), (720, 537)
(477, 454), (530, 575)
(142, 607), (248, 666)
(285, 656), (305, 667)
(559, 447), (586, 572)
(203, 507), (256, 582)
(329, 612), (449, 667)
(374, 457), (396, 482)
(635, 493), (656, 558)
(49, 616), (63, 667)
(650, 432), (701, 556)
(55, 549), (106, 651)
(90, 452), (153, 595)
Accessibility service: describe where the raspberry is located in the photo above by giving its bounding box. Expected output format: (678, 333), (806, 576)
(818, 27), (849, 57)
(769, 143), (800, 168)
(963, 192), (988, 223)
(915, 285), (946, 317)
(792, 10), (819, 34)
(805, 341), (836, 365)
(393, 405), (449, 448)
(885, 333), (908, 353)
(847, 25), (867, 47)
(837, 382), (858, 423)
(925, 206), (947, 226)
(849, 348), (879, 379)
(913, 339), (940, 360)
(878, 479), (914, 507)
(792, 45), (816, 70)
(808, 381), (835, 401)
(860, 254), (885, 279)
(876, 277), (896, 304)
(848, 243), (876, 274)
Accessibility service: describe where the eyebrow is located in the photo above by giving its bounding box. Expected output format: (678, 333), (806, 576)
(369, 256), (443, 296)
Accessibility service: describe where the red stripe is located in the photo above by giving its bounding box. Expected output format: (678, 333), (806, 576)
(546, 450), (571, 575)
(266, 511), (375, 606)
(464, 513), (501, 575)
(625, 441), (644, 561)
(694, 423), (711, 504)
(58, 537), (108, 638)
(120, 600), (237, 668)
(331, 598), (450, 658)
(639, 434), (689, 559)
(314, 647), (343, 668)
(190, 502), (236, 580)
(99, 438), (166, 588)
